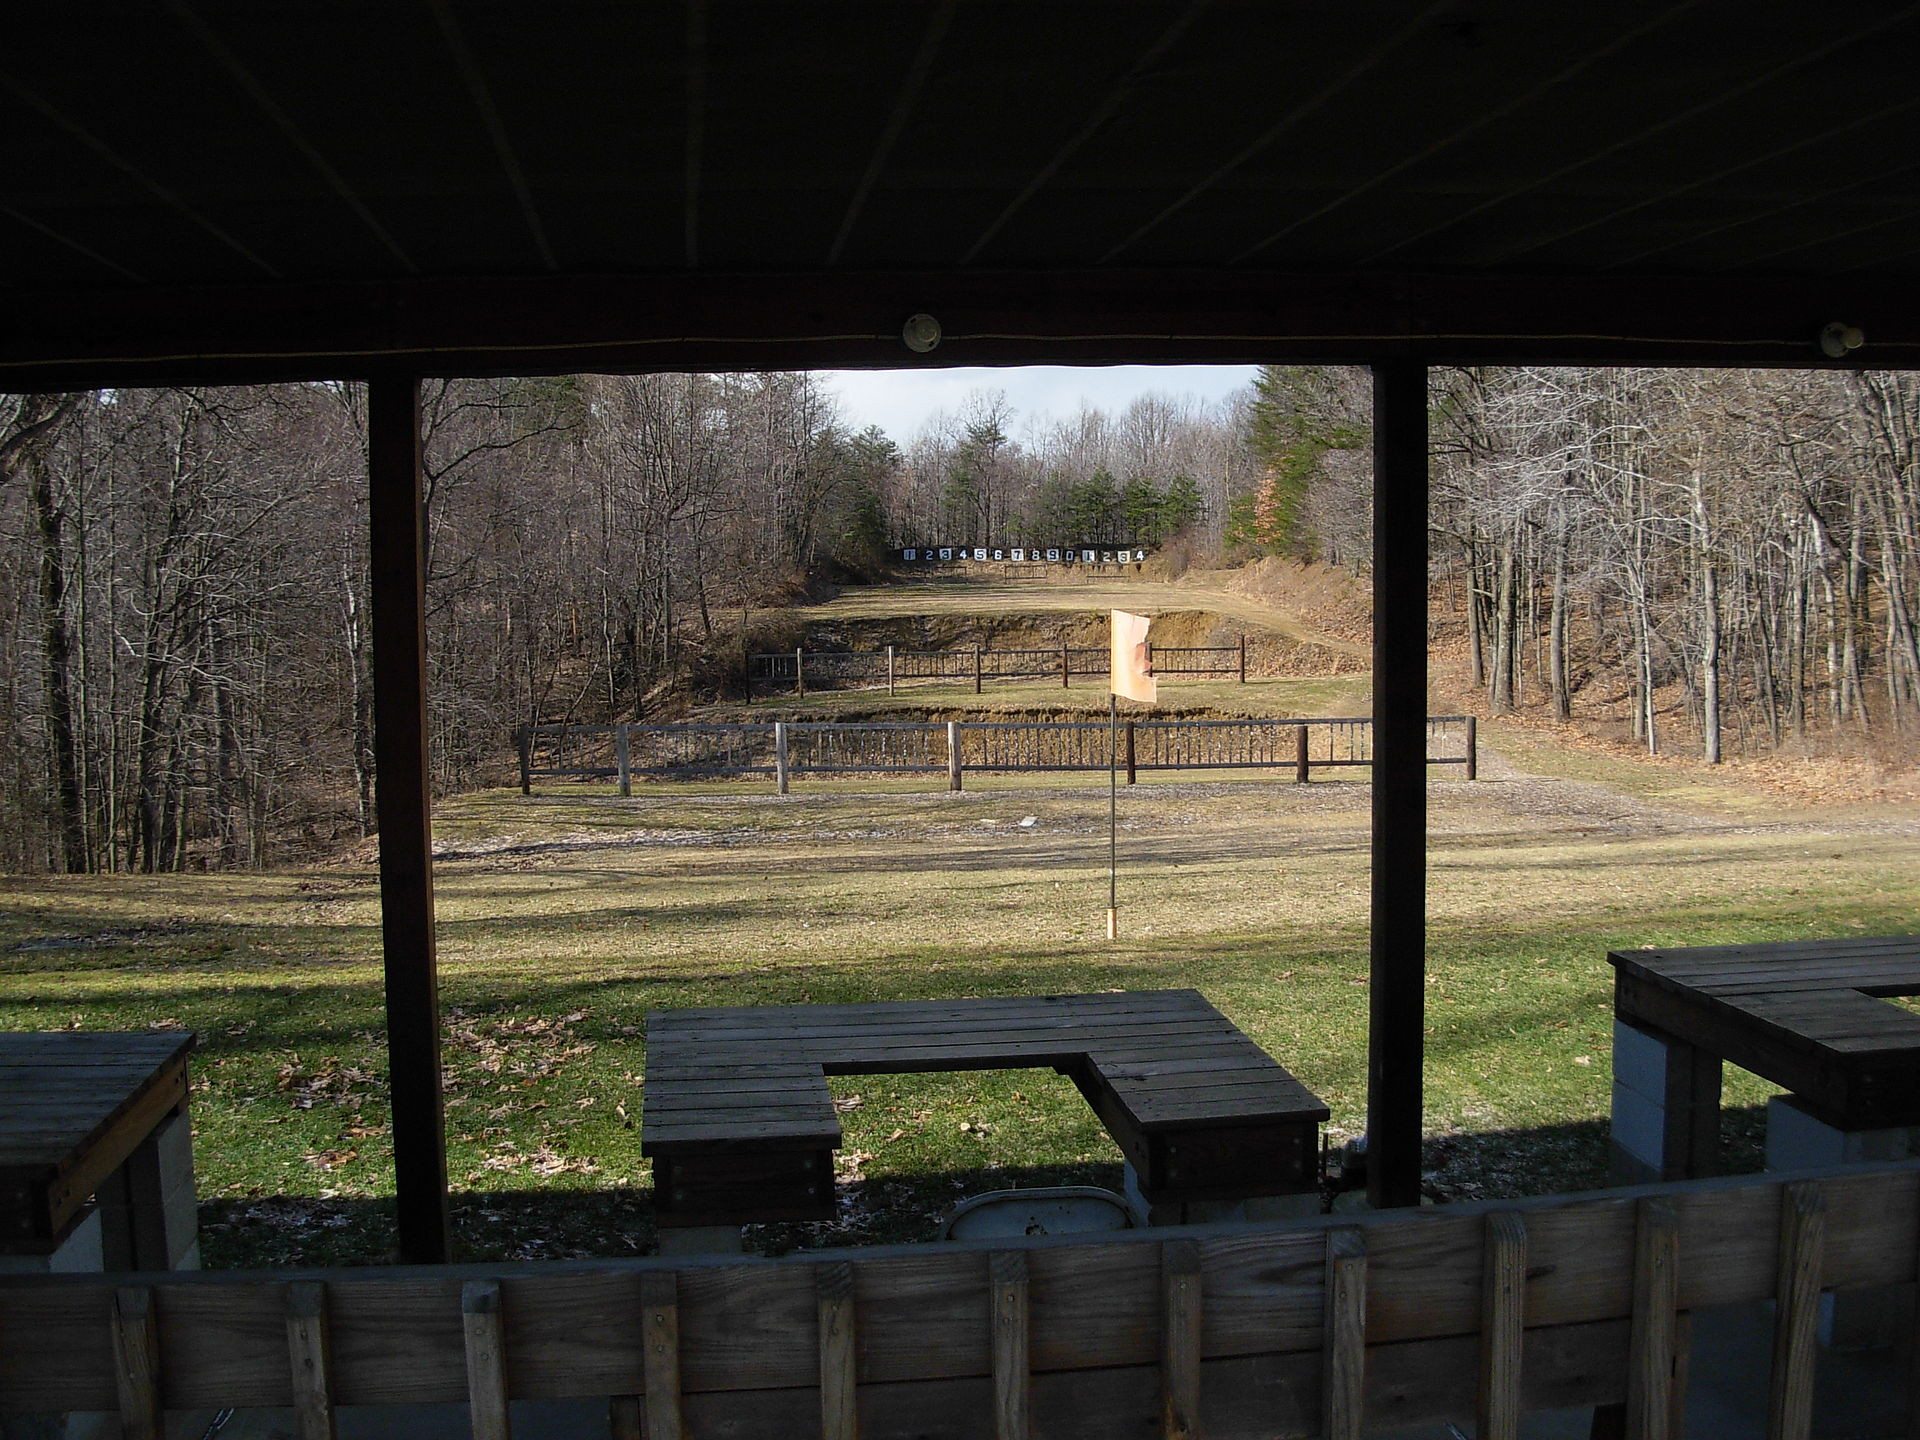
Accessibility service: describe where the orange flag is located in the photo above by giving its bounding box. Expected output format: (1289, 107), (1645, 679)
(1109, 610), (1156, 704)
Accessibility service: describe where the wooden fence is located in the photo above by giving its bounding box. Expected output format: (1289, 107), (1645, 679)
(518, 716), (1477, 794)
(1, 1161), (1910, 1440)
(749, 639), (1249, 697)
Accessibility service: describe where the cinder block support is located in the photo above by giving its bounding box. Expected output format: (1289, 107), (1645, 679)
(1609, 1019), (1723, 1184)
(1766, 1095), (1920, 1350)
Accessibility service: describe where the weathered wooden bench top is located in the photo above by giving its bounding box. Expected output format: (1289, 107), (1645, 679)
(1610, 933), (1920, 1126)
(0, 1030), (194, 1249)
(643, 989), (1327, 1226)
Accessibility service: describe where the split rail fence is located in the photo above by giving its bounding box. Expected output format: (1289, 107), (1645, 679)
(1, 1161), (1909, 1440)
(750, 639), (1250, 697)
(518, 716), (1476, 795)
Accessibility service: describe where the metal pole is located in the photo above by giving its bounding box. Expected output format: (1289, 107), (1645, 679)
(947, 721), (962, 791)
(775, 721), (790, 795)
(1367, 359), (1430, 1212)
(616, 723), (631, 798)
(366, 373), (450, 1265)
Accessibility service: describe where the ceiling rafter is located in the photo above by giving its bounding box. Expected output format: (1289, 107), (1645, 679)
(166, 0), (418, 275)
(685, 0), (707, 269)
(1095, 0), (1452, 266)
(1227, 2), (1698, 266)
(826, 0), (957, 267)
(1730, 193), (1920, 275)
(424, 0), (557, 270)
(0, 70), (281, 279)
(0, 201), (146, 284)
(960, 0), (1210, 266)
(1358, 3), (1920, 267)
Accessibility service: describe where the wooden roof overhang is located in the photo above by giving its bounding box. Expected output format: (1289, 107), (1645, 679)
(7, 0), (1920, 1259)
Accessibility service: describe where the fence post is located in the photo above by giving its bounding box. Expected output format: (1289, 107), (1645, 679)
(887, 645), (896, 697)
(795, 648), (805, 698)
(1125, 721), (1137, 785)
(775, 722), (790, 795)
(1238, 634), (1247, 684)
(616, 724), (632, 798)
(1465, 716), (1478, 780)
(1062, 641), (1070, 689)
(1295, 723), (1310, 783)
(974, 645), (983, 696)
(947, 721), (963, 791)
(517, 726), (532, 795)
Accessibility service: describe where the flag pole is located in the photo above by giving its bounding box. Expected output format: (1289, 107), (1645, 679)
(1107, 689), (1118, 941)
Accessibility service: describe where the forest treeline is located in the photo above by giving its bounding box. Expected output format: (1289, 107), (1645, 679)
(4, 364), (1919, 873)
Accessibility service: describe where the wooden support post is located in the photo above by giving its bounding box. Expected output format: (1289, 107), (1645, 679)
(1478, 1212), (1526, 1440)
(615, 724), (631, 798)
(990, 1251), (1030, 1440)
(887, 644), (896, 697)
(1465, 715), (1478, 781)
(287, 1281), (337, 1440)
(1769, 1182), (1825, 1440)
(1367, 358), (1429, 1211)
(517, 725), (531, 795)
(367, 372), (450, 1265)
(1295, 723), (1310, 784)
(1624, 1198), (1681, 1440)
(795, 647), (806, 697)
(1161, 1239), (1202, 1440)
(775, 722), (791, 795)
(817, 1262), (858, 1440)
(948, 721), (963, 792)
(1323, 1228), (1367, 1440)
(462, 1280), (510, 1440)
(1238, 633), (1247, 683)
(974, 644), (984, 696)
(1125, 720), (1137, 785)
(641, 1270), (684, 1440)
(111, 1285), (161, 1440)
(1062, 641), (1071, 689)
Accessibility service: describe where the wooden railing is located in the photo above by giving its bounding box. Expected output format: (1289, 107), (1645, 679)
(748, 639), (1249, 697)
(518, 717), (1478, 794)
(1, 1162), (1910, 1439)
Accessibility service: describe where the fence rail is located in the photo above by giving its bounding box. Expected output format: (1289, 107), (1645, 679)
(749, 639), (1249, 696)
(518, 715), (1476, 794)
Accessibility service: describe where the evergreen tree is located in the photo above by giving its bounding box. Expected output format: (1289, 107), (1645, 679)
(1232, 365), (1367, 553)
(1066, 468), (1119, 541)
(1118, 474), (1165, 545)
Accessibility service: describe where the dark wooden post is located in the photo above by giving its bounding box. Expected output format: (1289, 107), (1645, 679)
(516, 726), (531, 795)
(1465, 716), (1478, 781)
(974, 645), (983, 696)
(795, 647), (805, 698)
(887, 644), (896, 697)
(1367, 360), (1429, 1212)
(1124, 720), (1136, 785)
(947, 721), (963, 791)
(1295, 723), (1310, 783)
(366, 373), (451, 1264)
(1061, 641), (1070, 689)
(616, 724), (632, 798)
(1238, 635), (1247, 684)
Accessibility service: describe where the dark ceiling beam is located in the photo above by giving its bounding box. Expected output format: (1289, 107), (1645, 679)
(1486, 93), (1920, 268)
(0, 70), (282, 279)
(1095, 0), (1450, 266)
(1359, 3), (1920, 267)
(167, 0), (418, 275)
(826, 0), (957, 266)
(960, 0), (1208, 266)
(1712, 186), (1920, 275)
(1, 268), (1915, 390)
(0, 201), (146, 284)
(684, 0), (706, 269)
(1227, 2), (1696, 266)
(425, 0), (557, 270)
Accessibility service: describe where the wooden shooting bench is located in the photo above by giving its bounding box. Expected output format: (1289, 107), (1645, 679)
(0, 1031), (198, 1271)
(643, 989), (1328, 1236)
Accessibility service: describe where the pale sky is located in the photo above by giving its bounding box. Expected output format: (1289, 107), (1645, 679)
(819, 364), (1260, 443)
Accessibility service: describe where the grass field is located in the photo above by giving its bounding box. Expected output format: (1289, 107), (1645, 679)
(5, 725), (1919, 1268)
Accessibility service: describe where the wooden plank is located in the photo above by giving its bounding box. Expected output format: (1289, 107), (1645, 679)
(1767, 1182), (1824, 1440)
(641, 1270), (684, 1440)
(817, 1262), (858, 1440)
(1477, 1211), (1525, 1440)
(1159, 1239), (1201, 1440)
(463, 1279), (510, 1440)
(286, 1280), (336, 1440)
(1323, 1227), (1367, 1440)
(648, 991), (1215, 1031)
(990, 1251), (1030, 1440)
(1624, 1198), (1680, 1440)
(111, 1285), (160, 1440)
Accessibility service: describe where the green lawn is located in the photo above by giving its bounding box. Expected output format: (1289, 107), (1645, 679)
(4, 756), (1916, 1266)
